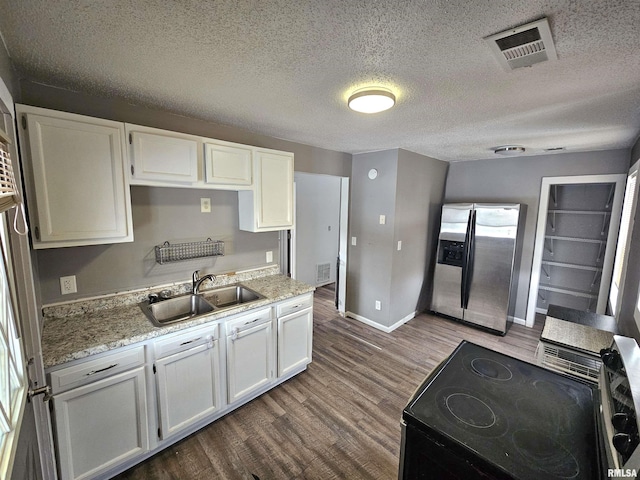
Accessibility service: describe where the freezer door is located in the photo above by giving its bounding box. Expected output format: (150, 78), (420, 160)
(463, 204), (520, 333)
(431, 204), (473, 319)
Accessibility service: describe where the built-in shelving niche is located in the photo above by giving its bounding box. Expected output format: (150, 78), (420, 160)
(526, 174), (626, 326)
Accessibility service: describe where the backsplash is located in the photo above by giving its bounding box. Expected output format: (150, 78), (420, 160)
(42, 265), (280, 319)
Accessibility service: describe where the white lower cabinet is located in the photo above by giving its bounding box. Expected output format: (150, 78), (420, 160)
(154, 324), (222, 439)
(52, 364), (149, 480)
(47, 295), (313, 479)
(277, 308), (313, 377)
(276, 294), (313, 377)
(225, 308), (274, 403)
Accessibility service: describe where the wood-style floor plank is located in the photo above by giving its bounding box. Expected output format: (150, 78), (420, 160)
(114, 284), (543, 480)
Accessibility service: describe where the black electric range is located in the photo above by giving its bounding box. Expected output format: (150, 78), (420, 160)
(400, 341), (600, 479)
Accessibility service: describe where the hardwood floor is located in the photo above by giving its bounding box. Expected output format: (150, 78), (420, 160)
(114, 285), (543, 480)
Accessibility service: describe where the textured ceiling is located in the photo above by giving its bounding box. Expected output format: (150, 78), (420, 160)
(0, 0), (639, 162)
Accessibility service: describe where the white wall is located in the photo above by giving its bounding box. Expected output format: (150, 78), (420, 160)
(294, 172), (341, 286)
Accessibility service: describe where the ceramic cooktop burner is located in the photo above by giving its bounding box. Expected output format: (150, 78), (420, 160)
(470, 357), (513, 381)
(512, 429), (580, 479)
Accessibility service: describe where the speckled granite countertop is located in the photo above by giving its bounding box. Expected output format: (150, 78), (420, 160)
(41, 271), (314, 369)
(541, 316), (615, 355)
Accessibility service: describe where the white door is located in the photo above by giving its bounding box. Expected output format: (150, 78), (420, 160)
(155, 341), (221, 439)
(226, 320), (274, 403)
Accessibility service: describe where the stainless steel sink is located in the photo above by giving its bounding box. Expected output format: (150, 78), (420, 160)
(200, 285), (265, 309)
(141, 294), (215, 326)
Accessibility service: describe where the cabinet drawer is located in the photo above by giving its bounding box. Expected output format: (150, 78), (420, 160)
(276, 294), (313, 318)
(49, 346), (146, 394)
(225, 307), (272, 334)
(154, 323), (220, 359)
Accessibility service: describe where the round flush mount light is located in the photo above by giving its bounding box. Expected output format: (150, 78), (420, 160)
(494, 146), (526, 156)
(348, 87), (396, 114)
(368, 168), (378, 180)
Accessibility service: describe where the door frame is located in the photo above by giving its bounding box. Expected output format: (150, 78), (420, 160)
(290, 173), (349, 315)
(0, 76), (57, 479)
(526, 174), (626, 326)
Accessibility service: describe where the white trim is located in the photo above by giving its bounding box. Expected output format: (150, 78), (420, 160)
(526, 174), (626, 327)
(612, 161), (639, 318)
(345, 311), (416, 333)
(511, 316), (527, 326)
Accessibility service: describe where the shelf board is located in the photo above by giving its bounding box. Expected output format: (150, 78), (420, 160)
(538, 284), (598, 299)
(541, 261), (602, 272)
(548, 209), (611, 215)
(545, 235), (605, 244)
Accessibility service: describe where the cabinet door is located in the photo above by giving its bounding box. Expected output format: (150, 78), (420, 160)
(277, 307), (313, 377)
(238, 149), (294, 231)
(53, 367), (149, 480)
(226, 320), (274, 403)
(204, 141), (252, 187)
(129, 129), (198, 183)
(155, 339), (221, 439)
(19, 106), (133, 249)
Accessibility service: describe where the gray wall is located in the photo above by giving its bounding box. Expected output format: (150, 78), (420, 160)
(347, 149), (448, 329)
(391, 150), (448, 319)
(444, 149), (630, 323)
(18, 82), (351, 304)
(294, 172), (341, 286)
(348, 150), (398, 326)
(0, 42), (18, 101)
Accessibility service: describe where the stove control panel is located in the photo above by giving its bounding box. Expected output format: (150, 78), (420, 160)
(600, 338), (640, 470)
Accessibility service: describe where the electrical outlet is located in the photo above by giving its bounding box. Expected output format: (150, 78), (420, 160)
(60, 275), (77, 295)
(379, 215), (386, 225)
(375, 300), (381, 310)
(351, 236), (357, 246)
(200, 198), (211, 213)
(397, 240), (402, 251)
(266, 251), (273, 263)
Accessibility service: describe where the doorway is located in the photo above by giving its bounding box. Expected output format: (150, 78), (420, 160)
(526, 174), (626, 326)
(291, 173), (349, 315)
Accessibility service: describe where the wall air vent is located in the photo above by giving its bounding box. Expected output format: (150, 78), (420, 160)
(484, 17), (557, 71)
(316, 263), (331, 284)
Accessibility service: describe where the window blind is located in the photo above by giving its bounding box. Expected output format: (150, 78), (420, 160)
(0, 132), (19, 214)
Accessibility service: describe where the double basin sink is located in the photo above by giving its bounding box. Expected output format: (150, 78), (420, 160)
(141, 285), (265, 327)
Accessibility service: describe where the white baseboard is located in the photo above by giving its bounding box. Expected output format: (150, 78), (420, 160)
(510, 316), (527, 326)
(346, 311), (416, 333)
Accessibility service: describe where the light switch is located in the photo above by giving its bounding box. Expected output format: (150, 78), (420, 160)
(351, 236), (357, 246)
(379, 215), (386, 225)
(397, 241), (402, 251)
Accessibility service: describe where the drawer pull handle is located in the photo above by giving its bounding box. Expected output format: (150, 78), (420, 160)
(244, 318), (260, 325)
(86, 363), (118, 376)
(180, 337), (202, 346)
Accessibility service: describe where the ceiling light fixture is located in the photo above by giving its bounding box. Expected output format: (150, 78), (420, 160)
(348, 87), (396, 114)
(494, 146), (526, 156)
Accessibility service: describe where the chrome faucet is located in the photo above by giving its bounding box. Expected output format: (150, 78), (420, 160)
(192, 270), (215, 294)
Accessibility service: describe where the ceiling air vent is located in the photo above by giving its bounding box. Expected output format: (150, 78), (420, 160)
(484, 17), (557, 71)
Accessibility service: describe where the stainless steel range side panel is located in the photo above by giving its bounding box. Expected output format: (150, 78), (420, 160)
(463, 204), (520, 333)
(431, 204), (473, 320)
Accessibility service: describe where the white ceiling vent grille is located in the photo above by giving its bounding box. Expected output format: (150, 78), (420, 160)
(484, 17), (557, 71)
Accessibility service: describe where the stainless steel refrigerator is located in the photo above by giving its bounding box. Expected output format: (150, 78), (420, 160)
(431, 203), (524, 335)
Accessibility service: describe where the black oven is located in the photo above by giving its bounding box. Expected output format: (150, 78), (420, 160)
(400, 337), (640, 479)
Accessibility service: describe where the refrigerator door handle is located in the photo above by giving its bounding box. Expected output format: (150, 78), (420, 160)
(463, 210), (477, 309)
(461, 210), (473, 308)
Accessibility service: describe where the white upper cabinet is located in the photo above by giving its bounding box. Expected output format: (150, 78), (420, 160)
(238, 149), (294, 232)
(126, 124), (200, 185)
(204, 140), (252, 188)
(17, 105), (133, 249)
